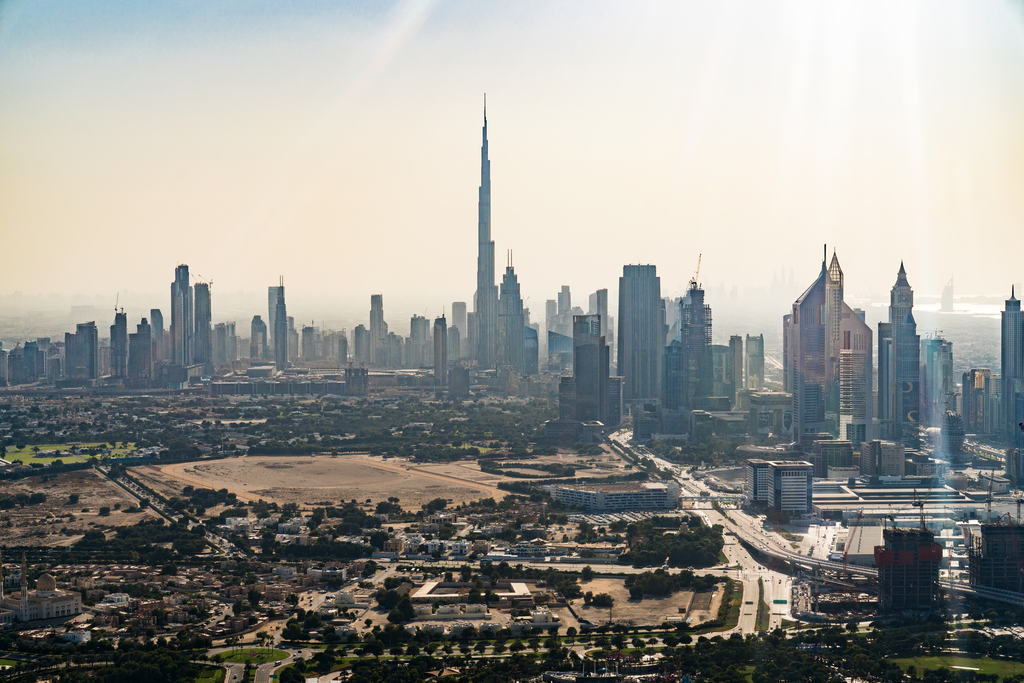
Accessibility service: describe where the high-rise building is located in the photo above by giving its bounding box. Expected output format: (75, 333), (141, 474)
(213, 323), (227, 367)
(770, 461), (813, 514)
(128, 317), (152, 382)
(301, 325), (316, 362)
(451, 302), (468, 358)
(784, 251), (863, 444)
(728, 335), (743, 404)
(573, 314), (610, 423)
(662, 339), (684, 410)
(617, 264), (663, 402)
(968, 523), (1024, 593)
(250, 316), (268, 360)
(65, 322), (99, 380)
(745, 334), (764, 390)
(524, 325), (539, 376)
(433, 315), (448, 389)
(473, 102), (499, 369)
(962, 369), (996, 434)
(353, 325), (370, 365)
(408, 315), (430, 368)
(170, 265), (193, 367)
(273, 280), (288, 371)
(370, 295), (386, 365)
(150, 309), (164, 363)
(875, 528), (941, 612)
(860, 440), (906, 478)
(878, 263), (920, 444)
(109, 310), (128, 378)
(287, 316), (298, 363)
(809, 439), (854, 478)
(922, 337), (955, 427)
(1001, 287), (1024, 444)
(498, 261), (525, 375)
(193, 282), (212, 373)
(839, 306), (873, 447)
(268, 285), (283, 353)
(679, 279), (712, 408)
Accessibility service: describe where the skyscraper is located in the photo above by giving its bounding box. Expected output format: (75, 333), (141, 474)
(128, 317), (152, 382)
(617, 264), (663, 402)
(784, 251), (852, 444)
(353, 325), (370, 365)
(680, 279), (712, 409)
(878, 263), (920, 444)
(268, 285), (283, 353)
(1001, 287), (1024, 444)
(728, 335), (743, 403)
(498, 260), (525, 375)
(150, 309), (164, 363)
(370, 294), (387, 366)
(194, 282), (212, 373)
(109, 310), (128, 378)
(473, 101), (499, 369)
(409, 315), (430, 368)
(433, 315), (448, 388)
(451, 302), (468, 358)
(170, 265), (193, 367)
(922, 337), (955, 427)
(839, 306), (873, 447)
(573, 314), (610, 423)
(273, 279), (287, 371)
(745, 334), (764, 390)
(250, 316), (268, 360)
(65, 322), (99, 380)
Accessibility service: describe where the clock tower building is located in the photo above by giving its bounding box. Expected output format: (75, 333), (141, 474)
(878, 262), (921, 445)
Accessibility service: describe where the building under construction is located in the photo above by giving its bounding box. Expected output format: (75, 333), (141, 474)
(967, 523), (1024, 594)
(874, 528), (942, 612)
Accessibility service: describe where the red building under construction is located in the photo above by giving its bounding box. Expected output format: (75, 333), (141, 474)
(874, 528), (941, 612)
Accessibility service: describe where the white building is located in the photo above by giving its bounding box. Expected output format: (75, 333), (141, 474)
(544, 481), (680, 511)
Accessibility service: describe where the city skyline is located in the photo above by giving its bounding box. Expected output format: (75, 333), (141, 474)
(4, 1), (1024, 308)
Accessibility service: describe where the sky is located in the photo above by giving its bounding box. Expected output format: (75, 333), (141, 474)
(3, 0), (1024, 328)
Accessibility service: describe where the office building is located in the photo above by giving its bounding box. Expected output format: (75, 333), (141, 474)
(213, 323), (227, 367)
(922, 337), (955, 427)
(545, 481), (680, 512)
(860, 440), (905, 478)
(875, 528), (941, 612)
(353, 325), (370, 365)
(1008, 449), (1024, 491)
(301, 325), (317, 362)
(878, 263), (920, 444)
(839, 305), (873, 447)
(287, 316), (298, 363)
(194, 282), (212, 372)
(150, 309), (164, 363)
(618, 264), (663, 402)
(498, 261), (526, 375)
(170, 265), (193, 367)
(589, 288), (611, 362)
(962, 369), (996, 434)
(474, 103), (499, 369)
(65, 322), (99, 380)
(571, 314), (610, 423)
(967, 523), (1024, 593)
(433, 315), (447, 388)
(663, 339), (684, 410)
(745, 459), (775, 505)
(128, 318), (152, 381)
(109, 310), (128, 378)
(746, 334), (764, 390)
(250, 316), (268, 360)
(408, 315), (430, 368)
(809, 439), (854, 478)
(769, 461), (813, 514)
(345, 366), (368, 397)
(370, 294), (387, 366)
(679, 279), (712, 408)
(524, 326), (539, 376)
(785, 251), (867, 445)
(451, 302), (468, 359)
(268, 285), (283, 353)
(273, 279), (288, 371)
(449, 367), (470, 399)
(728, 335), (743, 404)
(1002, 287), (1024, 444)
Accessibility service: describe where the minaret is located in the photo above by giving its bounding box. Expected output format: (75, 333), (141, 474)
(20, 552), (28, 620)
(474, 96), (498, 369)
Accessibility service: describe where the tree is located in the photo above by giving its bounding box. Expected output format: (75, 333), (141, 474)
(68, 493), (80, 505)
(364, 640), (385, 660)
(248, 589), (262, 610)
(581, 565), (594, 581)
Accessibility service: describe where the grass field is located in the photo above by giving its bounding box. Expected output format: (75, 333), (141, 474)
(4, 442), (136, 465)
(195, 667), (225, 683)
(0, 658), (18, 668)
(891, 655), (1024, 677)
(222, 648), (289, 664)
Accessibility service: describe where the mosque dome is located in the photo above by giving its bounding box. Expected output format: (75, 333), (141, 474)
(36, 573), (57, 592)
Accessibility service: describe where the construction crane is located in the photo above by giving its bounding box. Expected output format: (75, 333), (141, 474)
(690, 254), (702, 288)
(987, 475), (995, 523)
(113, 292), (122, 316)
(911, 490), (926, 531)
(841, 510), (864, 579)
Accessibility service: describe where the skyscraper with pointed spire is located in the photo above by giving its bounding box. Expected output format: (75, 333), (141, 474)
(474, 97), (498, 369)
(1001, 286), (1024, 444)
(878, 262), (920, 444)
(498, 252), (525, 375)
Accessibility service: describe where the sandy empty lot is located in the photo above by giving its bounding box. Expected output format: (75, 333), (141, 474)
(156, 455), (506, 509)
(572, 577), (721, 627)
(0, 470), (162, 547)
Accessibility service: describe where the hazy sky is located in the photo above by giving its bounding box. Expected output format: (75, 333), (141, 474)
(3, 0), (1024, 321)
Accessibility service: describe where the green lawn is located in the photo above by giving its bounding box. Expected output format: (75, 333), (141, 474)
(195, 667), (225, 683)
(0, 658), (18, 667)
(222, 649), (290, 664)
(891, 655), (1024, 677)
(4, 442), (136, 465)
